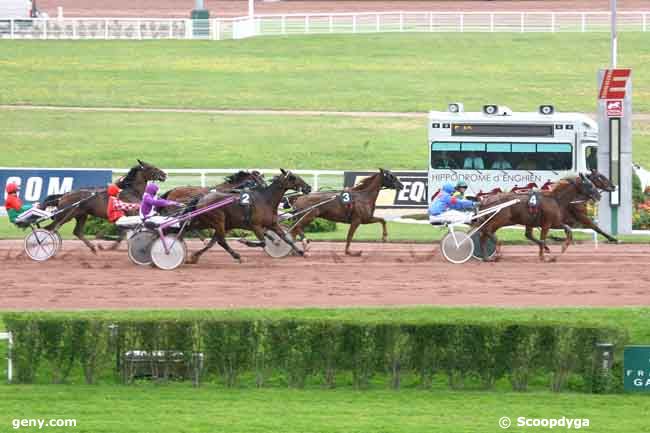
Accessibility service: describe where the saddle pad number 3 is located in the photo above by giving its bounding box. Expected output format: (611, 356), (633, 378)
(340, 192), (352, 204)
(240, 192), (252, 206)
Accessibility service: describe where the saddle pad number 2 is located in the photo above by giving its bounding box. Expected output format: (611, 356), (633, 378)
(240, 192), (252, 206)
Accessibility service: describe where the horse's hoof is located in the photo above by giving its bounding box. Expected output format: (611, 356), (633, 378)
(608, 239), (620, 244)
(382, 237), (388, 243)
(346, 251), (362, 257)
(544, 247), (551, 253)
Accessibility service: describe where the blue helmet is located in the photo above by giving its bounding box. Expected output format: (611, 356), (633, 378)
(442, 183), (455, 193)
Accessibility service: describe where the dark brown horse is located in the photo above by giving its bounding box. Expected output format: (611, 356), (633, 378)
(160, 170), (266, 204)
(477, 174), (600, 261)
(186, 169), (311, 264)
(288, 168), (404, 256)
(42, 160), (167, 253)
(521, 169), (616, 250)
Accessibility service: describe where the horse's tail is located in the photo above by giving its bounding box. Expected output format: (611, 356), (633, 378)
(42, 193), (64, 208)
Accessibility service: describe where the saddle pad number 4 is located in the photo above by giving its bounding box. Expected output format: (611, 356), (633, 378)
(527, 191), (541, 212)
(340, 192), (352, 204)
(240, 192), (252, 206)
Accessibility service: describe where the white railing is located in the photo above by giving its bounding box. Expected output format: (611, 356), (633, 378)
(0, 332), (13, 383)
(112, 168), (345, 192)
(0, 11), (648, 40)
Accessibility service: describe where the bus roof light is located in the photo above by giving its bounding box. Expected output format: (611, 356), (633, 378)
(483, 105), (512, 116)
(448, 103), (464, 113)
(539, 105), (555, 115)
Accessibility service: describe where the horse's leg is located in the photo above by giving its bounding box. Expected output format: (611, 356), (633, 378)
(187, 233), (219, 264)
(270, 224), (304, 257)
(108, 230), (126, 251)
(560, 224), (573, 254)
(574, 213), (619, 243)
(366, 216), (388, 242)
(539, 224), (552, 262)
(71, 214), (98, 254)
(214, 231), (241, 263)
(290, 211), (317, 251)
(525, 226), (551, 254)
(345, 219), (362, 257)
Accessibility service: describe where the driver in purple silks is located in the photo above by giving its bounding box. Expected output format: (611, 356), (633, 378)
(139, 182), (180, 220)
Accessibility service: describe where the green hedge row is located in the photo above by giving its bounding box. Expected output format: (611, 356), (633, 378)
(3, 315), (626, 392)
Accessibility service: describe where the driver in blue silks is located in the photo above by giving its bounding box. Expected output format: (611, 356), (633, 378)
(429, 182), (477, 224)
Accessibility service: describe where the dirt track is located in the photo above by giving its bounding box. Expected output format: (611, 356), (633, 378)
(0, 240), (648, 310)
(37, 0), (648, 18)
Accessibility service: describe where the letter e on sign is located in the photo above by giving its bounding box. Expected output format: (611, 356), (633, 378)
(599, 69), (631, 100)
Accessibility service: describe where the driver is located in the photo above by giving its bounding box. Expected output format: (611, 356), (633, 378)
(139, 182), (181, 224)
(4, 182), (39, 223)
(453, 180), (469, 199)
(429, 182), (476, 224)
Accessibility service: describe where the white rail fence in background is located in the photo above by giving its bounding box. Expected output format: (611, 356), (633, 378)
(0, 11), (648, 40)
(112, 168), (345, 192)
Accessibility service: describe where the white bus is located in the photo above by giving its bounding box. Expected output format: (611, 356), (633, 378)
(427, 103), (598, 202)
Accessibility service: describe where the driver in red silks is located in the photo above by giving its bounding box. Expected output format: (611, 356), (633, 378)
(106, 184), (140, 223)
(4, 183), (38, 223)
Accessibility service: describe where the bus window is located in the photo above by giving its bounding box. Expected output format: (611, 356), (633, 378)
(585, 147), (598, 171)
(537, 143), (572, 170)
(431, 142), (461, 169)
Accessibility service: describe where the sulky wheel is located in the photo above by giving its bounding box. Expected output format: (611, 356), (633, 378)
(150, 235), (187, 270)
(440, 231), (473, 264)
(24, 229), (58, 262)
(127, 230), (157, 266)
(471, 232), (497, 261)
(263, 229), (295, 258)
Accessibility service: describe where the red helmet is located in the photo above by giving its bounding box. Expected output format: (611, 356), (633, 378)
(5, 183), (18, 194)
(107, 184), (121, 197)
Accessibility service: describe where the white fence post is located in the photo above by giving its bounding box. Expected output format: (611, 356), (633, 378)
(313, 174), (319, 192)
(305, 15), (309, 34)
(200, 173), (207, 188)
(460, 13), (464, 32)
(105, 19), (109, 39)
(551, 12), (555, 32)
(73, 20), (77, 39)
(429, 12), (433, 32)
(400, 12), (404, 32)
(10, 19), (14, 39)
(43, 20), (47, 39)
(329, 15), (333, 33)
(581, 13), (586, 32)
(643, 12), (647, 32)
(490, 13), (494, 32)
(352, 14), (357, 33)
(520, 12), (525, 32)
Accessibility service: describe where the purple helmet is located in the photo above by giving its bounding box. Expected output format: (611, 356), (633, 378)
(145, 182), (159, 195)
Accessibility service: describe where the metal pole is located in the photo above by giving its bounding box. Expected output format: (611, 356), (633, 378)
(611, 0), (617, 67)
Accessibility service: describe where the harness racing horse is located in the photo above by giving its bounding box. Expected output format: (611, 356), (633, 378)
(288, 169), (404, 256)
(42, 160), (167, 253)
(186, 169), (311, 264)
(160, 170), (267, 204)
(476, 174), (601, 262)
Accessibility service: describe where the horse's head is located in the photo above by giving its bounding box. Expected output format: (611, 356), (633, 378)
(226, 170), (267, 189)
(587, 168), (616, 192)
(577, 173), (602, 201)
(137, 159), (167, 182)
(280, 169), (312, 194)
(379, 168), (404, 191)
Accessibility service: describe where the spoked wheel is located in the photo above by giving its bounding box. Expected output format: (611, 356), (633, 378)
(150, 235), (187, 270)
(127, 230), (157, 266)
(263, 229), (296, 258)
(440, 231), (473, 264)
(471, 232), (497, 261)
(24, 229), (58, 262)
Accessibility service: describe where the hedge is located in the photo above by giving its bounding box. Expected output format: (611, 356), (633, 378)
(3, 315), (627, 393)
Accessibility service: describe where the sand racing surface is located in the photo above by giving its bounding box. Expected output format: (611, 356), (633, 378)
(0, 240), (648, 310)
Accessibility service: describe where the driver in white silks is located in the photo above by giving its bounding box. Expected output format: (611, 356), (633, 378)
(428, 182), (478, 224)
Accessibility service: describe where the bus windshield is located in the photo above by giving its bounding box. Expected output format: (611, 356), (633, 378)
(431, 142), (573, 171)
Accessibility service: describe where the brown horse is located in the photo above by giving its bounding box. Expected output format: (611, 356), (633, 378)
(288, 168), (404, 256)
(186, 169), (311, 264)
(160, 170), (266, 204)
(477, 174), (600, 261)
(522, 169), (616, 251)
(42, 160), (167, 253)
